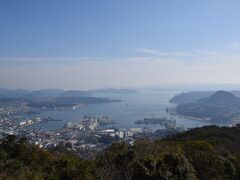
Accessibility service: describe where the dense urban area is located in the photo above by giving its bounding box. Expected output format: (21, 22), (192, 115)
(0, 109), (183, 159)
(0, 89), (184, 160)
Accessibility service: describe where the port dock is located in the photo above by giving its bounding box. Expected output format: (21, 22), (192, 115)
(135, 116), (176, 129)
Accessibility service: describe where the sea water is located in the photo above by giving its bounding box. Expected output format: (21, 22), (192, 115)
(30, 89), (228, 131)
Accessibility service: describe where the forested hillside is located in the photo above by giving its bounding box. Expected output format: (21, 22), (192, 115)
(1, 125), (240, 179)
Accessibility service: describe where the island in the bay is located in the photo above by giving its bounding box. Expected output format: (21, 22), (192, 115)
(0, 88), (129, 110)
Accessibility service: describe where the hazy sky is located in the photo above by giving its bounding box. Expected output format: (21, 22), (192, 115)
(1, 0), (240, 89)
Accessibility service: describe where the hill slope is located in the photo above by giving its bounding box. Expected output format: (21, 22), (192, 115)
(2, 125), (240, 179)
(170, 90), (240, 104)
(176, 91), (240, 121)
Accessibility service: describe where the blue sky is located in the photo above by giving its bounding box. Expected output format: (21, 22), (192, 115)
(1, 0), (240, 89)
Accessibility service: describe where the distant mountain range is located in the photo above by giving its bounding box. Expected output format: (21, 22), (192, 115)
(175, 91), (240, 121)
(0, 89), (63, 98)
(169, 90), (240, 104)
(0, 88), (137, 108)
(0, 88), (137, 98)
(87, 88), (138, 94)
(58, 90), (90, 97)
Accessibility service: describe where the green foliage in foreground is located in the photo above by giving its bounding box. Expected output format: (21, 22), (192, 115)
(0, 136), (92, 180)
(2, 125), (240, 179)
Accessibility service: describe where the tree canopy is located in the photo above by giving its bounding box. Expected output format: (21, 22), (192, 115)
(1, 125), (240, 179)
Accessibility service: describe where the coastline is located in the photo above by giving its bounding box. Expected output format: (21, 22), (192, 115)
(170, 112), (210, 122)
